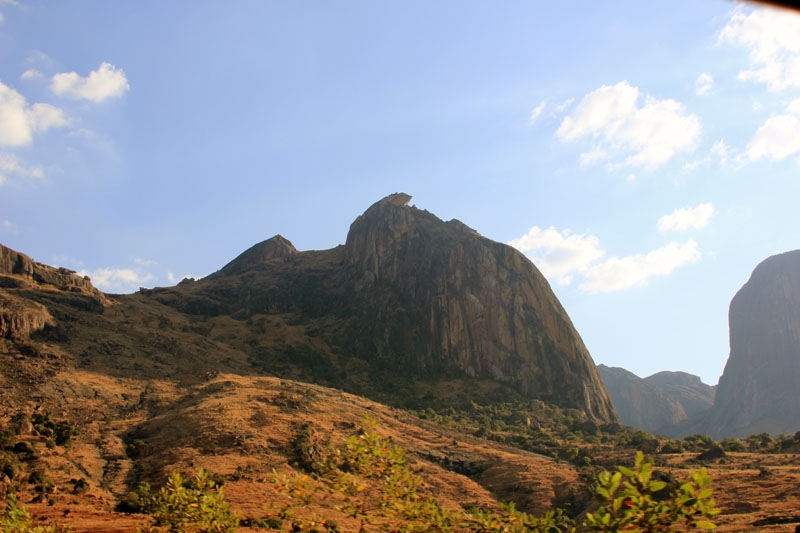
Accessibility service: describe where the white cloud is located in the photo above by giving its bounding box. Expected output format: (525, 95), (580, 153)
(580, 239), (701, 293)
(0, 153), (43, 184)
(745, 98), (800, 161)
(20, 69), (42, 81)
(510, 222), (703, 293)
(528, 100), (547, 125)
(51, 62), (130, 102)
(658, 203), (714, 232)
(78, 267), (154, 293)
(695, 73), (714, 95)
(711, 139), (732, 165)
(2, 219), (16, 234)
(718, 5), (800, 91)
(556, 81), (701, 170)
(509, 226), (605, 285)
(555, 98), (574, 113)
(0, 81), (68, 147)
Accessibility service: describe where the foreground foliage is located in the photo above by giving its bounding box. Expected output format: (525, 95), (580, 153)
(269, 419), (720, 532)
(584, 451), (719, 532)
(0, 493), (58, 533)
(135, 469), (240, 533)
(270, 416), (574, 532)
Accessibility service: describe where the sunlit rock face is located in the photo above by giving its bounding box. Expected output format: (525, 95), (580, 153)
(0, 244), (104, 339)
(711, 250), (800, 438)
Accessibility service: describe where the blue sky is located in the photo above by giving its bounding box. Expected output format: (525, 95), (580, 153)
(2, 1), (800, 386)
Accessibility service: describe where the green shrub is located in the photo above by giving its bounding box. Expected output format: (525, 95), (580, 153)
(584, 451), (719, 532)
(271, 417), (575, 532)
(0, 492), (58, 532)
(136, 469), (240, 532)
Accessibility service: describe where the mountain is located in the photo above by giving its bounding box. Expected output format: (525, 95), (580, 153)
(597, 365), (686, 434)
(1, 193), (618, 422)
(644, 371), (715, 420)
(709, 249), (800, 438)
(142, 193), (616, 421)
(597, 365), (714, 436)
(0, 193), (622, 527)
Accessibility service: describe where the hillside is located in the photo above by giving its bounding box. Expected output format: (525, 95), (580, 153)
(2, 199), (800, 531)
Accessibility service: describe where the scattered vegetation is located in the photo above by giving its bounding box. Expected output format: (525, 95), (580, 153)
(133, 469), (241, 533)
(584, 451), (719, 532)
(268, 417), (718, 532)
(0, 492), (58, 533)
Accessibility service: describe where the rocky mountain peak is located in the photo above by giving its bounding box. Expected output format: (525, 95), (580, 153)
(220, 234), (298, 274)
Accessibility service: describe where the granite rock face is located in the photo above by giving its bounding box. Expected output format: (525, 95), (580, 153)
(710, 250), (800, 437)
(342, 194), (616, 421)
(189, 194), (617, 421)
(221, 235), (298, 274)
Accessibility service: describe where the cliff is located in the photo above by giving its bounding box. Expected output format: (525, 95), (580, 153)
(710, 250), (800, 437)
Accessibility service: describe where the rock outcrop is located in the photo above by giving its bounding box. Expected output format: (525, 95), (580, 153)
(0, 244), (105, 339)
(342, 195), (616, 421)
(710, 250), (800, 438)
(179, 194), (617, 422)
(0, 244), (105, 300)
(220, 235), (298, 274)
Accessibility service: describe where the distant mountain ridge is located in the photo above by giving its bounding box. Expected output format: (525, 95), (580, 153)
(597, 365), (714, 436)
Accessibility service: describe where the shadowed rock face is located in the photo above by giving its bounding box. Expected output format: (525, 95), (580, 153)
(711, 250), (800, 437)
(341, 194), (617, 421)
(187, 194), (617, 421)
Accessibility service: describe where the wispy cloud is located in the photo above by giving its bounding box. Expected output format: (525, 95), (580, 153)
(51, 62), (130, 102)
(744, 98), (800, 161)
(695, 73), (714, 95)
(20, 69), (43, 81)
(528, 100), (547, 125)
(658, 203), (714, 232)
(580, 240), (701, 293)
(718, 5), (800, 91)
(0, 0), (19, 24)
(2, 219), (17, 234)
(0, 153), (43, 185)
(556, 81), (701, 170)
